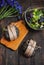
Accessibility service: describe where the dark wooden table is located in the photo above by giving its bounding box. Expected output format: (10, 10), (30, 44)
(0, 0), (44, 65)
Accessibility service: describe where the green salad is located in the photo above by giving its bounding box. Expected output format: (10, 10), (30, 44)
(26, 8), (44, 30)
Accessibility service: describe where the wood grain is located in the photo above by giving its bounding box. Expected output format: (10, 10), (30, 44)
(0, 0), (44, 65)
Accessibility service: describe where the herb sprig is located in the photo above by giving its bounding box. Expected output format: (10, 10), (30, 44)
(0, 5), (19, 20)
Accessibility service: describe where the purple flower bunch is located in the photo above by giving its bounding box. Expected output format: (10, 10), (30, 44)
(0, 0), (22, 14)
(0, 0), (5, 7)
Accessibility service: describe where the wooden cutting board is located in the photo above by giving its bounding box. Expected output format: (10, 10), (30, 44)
(0, 20), (28, 50)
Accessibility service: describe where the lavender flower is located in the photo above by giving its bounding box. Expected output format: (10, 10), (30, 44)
(6, 0), (22, 14)
(0, 0), (5, 7)
(0, 0), (22, 14)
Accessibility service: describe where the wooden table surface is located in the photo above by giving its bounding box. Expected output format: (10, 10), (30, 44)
(0, 0), (44, 65)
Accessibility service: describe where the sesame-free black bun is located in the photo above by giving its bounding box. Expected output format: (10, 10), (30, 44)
(4, 29), (10, 41)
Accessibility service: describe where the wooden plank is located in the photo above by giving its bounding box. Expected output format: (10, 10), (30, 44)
(0, 0), (44, 65)
(0, 44), (6, 65)
(5, 49), (18, 65)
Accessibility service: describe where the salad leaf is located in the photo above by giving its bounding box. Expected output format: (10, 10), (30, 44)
(33, 9), (43, 21)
